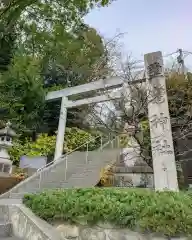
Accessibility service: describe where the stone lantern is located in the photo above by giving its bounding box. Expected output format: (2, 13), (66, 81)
(0, 122), (16, 174)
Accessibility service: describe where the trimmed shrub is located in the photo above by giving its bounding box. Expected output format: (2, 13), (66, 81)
(9, 127), (101, 165)
(100, 164), (115, 186)
(23, 188), (192, 236)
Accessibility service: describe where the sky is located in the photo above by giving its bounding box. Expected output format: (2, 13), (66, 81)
(84, 0), (192, 69)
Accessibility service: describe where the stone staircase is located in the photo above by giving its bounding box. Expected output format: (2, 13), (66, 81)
(0, 136), (120, 199)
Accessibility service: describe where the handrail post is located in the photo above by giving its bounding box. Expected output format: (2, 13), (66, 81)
(39, 171), (41, 189)
(86, 142), (89, 164)
(116, 136), (120, 148)
(100, 135), (103, 150)
(65, 156), (68, 181)
(111, 138), (114, 148)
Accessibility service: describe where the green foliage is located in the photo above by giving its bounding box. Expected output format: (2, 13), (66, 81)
(23, 188), (192, 236)
(9, 134), (55, 165)
(41, 25), (108, 87)
(40, 25), (109, 131)
(1, 0), (114, 31)
(9, 127), (101, 165)
(119, 135), (130, 147)
(0, 24), (16, 72)
(2, 0), (110, 84)
(0, 0), (112, 134)
(166, 73), (192, 118)
(1, 0), (112, 77)
(64, 127), (101, 151)
(0, 54), (45, 132)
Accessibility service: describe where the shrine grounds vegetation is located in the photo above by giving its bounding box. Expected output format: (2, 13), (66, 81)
(9, 127), (102, 165)
(23, 188), (192, 236)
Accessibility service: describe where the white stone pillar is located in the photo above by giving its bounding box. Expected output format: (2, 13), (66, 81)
(144, 51), (178, 191)
(54, 97), (67, 161)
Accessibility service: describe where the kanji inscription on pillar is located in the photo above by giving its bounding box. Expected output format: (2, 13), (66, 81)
(151, 138), (174, 156)
(149, 112), (168, 132)
(150, 83), (166, 104)
(144, 51), (178, 191)
(147, 61), (163, 79)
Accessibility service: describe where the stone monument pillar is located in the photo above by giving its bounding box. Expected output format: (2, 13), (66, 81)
(0, 122), (16, 174)
(144, 51), (178, 191)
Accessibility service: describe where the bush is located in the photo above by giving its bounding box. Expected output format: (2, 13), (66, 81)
(100, 164), (114, 186)
(64, 127), (101, 151)
(23, 188), (192, 236)
(166, 73), (192, 118)
(9, 134), (56, 165)
(12, 167), (28, 179)
(9, 127), (101, 165)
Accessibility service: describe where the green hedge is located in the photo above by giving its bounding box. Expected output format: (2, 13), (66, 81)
(23, 188), (192, 236)
(9, 127), (102, 165)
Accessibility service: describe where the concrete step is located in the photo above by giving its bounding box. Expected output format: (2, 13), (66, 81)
(0, 238), (21, 239)
(49, 164), (86, 176)
(1, 142), (120, 199)
(9, 193), (28, 199)
(0, 199), (22, 205)
(62, 149), (120, 188)
(14, 178), (41, 193)
(14, 187), (40, 194)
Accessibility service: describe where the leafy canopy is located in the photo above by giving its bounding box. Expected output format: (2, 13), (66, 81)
(0, 0), (114, 31)
(0, 54), (45, 131)
(0, 0), (112, 134)
(166, 72), (192, 119)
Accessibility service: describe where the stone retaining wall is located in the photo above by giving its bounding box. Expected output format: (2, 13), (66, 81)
(54, 222), (188, 240)
(8, 205), (63, 240)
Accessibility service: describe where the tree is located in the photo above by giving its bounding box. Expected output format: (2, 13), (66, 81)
(0, 0), (114, 33)
(0, 24), (16, 72)
(88, 51), (192, 189)
(0, 0), (112, 135)
(42, 24), (107, 88)
(41, 24), (110, 133)
(0, 54), (45, 135)
(166, 73), (192, 161)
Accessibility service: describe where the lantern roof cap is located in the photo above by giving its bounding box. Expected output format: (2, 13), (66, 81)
(0, 122), (16, 137)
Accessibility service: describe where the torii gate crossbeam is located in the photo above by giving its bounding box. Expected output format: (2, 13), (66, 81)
(46, 76), (145, 160)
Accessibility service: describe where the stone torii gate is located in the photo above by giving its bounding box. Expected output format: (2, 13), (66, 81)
(46, 51), (178, 191)
(46, 77), (124, 160)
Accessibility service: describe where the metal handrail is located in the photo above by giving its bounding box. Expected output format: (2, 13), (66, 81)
(37, 134), (114, 189)
(37, 134), (104, 172)
(0, 134), (118, 199)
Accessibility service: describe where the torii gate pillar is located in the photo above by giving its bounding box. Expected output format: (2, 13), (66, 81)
(54, 97), (67, 160)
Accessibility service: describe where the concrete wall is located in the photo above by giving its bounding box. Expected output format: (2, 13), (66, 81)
(1, 203), (188, 240)
(8, 205), (63, 240)
(113, 173), (154, 187)
(54, 222), (188, 240)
